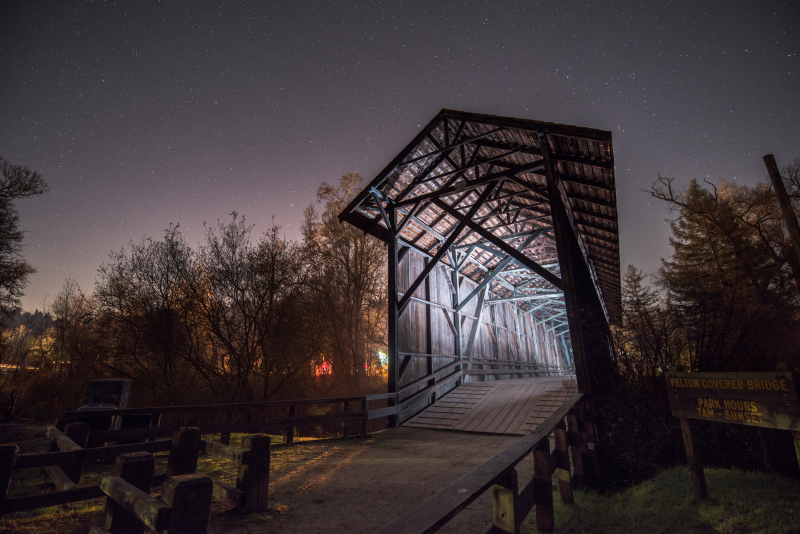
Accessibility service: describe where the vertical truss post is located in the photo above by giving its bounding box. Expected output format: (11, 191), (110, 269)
(452, 268), (462, 385)
(491, 290), (500, 362)
(541, 132), (614, 488)
(424, 258), (435, 402)
(540, 133), (593, 396)
(560, 334), (572, 369)
(387, 204), (399, 428)
(465, 286), (488, 360)
(528, 315), (539, 374)
(512, 304), (524, 365)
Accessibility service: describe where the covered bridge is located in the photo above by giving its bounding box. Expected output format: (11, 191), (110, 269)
(339, 109), (620, 429)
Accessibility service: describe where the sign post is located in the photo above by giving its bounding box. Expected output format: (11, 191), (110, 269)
(665, 371), (800, 500)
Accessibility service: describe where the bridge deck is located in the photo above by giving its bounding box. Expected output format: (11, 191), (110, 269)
(403, 376), (578, 435)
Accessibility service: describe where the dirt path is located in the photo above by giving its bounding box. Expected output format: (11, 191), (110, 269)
(209, 427), (534, 534)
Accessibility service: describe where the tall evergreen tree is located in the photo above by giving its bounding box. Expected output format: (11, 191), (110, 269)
(617, 266), (682, 380)
(652, 177), (800, 371)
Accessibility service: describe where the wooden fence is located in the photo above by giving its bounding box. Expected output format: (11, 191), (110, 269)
(2, 381), (583, 532)
(63, 392), (398, 444)
(375, 393), (596, 534)
(0, 392), (396, 524)
(90, 451), (213, 534)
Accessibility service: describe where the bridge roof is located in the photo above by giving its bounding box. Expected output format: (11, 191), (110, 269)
(339, 109), (621, 324)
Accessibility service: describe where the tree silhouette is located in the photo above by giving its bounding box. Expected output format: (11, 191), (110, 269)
(0, 156), (49, 320)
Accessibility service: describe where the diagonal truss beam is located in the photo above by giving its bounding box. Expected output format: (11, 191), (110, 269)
(452, 227), (551, 250)
(464, 286), (489, 359)
(398, 127), (505, 168)
(370, 188), (393, 231)
(433, 199), (563, 290)
(520, 301), (556, 317)
(397, 184), (497, 315)
(455, 230), (543, 312)
(395, 161), (544, 208)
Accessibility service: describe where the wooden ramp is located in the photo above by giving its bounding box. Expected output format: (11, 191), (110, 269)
(402, 376), (578, 436)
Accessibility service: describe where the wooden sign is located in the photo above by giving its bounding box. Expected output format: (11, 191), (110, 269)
(665, 372), (800, 431)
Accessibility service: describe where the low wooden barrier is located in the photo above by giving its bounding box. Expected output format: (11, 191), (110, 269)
(64, 392), (397, 445)
(1, 392), (398, 520)
(200, 434), (270, 512)
(89, 451), (213, 534)
(375, 393), (593, 534)
(0, 427), (267, 524)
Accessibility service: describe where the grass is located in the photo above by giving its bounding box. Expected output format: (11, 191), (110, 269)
(0, 422), (106, 534)
(522, 466), (800, 534)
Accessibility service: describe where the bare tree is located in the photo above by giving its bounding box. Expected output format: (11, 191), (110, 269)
(94, 226), (204, 405)
(302, 173), (387, 393)
(189, 214), (312, 402)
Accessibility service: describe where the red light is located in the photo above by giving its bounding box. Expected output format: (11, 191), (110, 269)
(316, 360), (332, 376)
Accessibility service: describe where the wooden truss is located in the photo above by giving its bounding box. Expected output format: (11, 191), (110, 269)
(340, 109), (621, 414)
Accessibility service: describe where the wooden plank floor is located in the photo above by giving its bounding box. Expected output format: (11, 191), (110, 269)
(402, 376), (578, 436)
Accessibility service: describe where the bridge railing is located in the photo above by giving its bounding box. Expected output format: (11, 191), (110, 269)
(462, 359), (574, 377)
(375, 393), (593, 534)
(398, 360), (574, 424)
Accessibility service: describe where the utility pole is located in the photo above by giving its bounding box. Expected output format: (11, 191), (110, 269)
(764, 154), (800, 268)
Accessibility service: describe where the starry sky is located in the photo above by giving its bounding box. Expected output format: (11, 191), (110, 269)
(1, 0), (798, 312)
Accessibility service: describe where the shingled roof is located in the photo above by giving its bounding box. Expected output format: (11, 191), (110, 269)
(339, 109), (621, 325)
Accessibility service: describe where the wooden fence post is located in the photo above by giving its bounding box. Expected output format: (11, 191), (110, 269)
(51, 416), (78, 451)
(62, 422), (90, 483)
(680, 417), (708, 501)
(219, 410), (232, 446)
(237, 434), (270, 513)
(533, 440), (554, 533)
(161, 473), (214, 534)
(793, 431), (800, 471)
(54, 415), (79, 432)
(584, 417), (601, 485)
(284, 405), (295, 444)
(566, 412), (585, 488)
(362, 398), (369, 436)
(553, 420), (573, 504)
(167, 427), (201, 477)
(575, 404), (599, 487)
(491, 467), (519, 534)
(149, 413), (162, 440)
(0, 444), (19, 519)
(342, 401), (350, 438)
(103, 451), (155, 534)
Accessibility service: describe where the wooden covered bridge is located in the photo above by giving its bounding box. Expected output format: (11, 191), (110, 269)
(0, 110), (622, 534)
(339, 109), (620, 436)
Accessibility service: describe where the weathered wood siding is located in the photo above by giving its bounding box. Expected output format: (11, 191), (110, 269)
(397, 249), (568, 396)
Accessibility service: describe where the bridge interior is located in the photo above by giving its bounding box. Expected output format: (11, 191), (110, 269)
(340, 109), (620, 428)
(404, 376), (578, 435)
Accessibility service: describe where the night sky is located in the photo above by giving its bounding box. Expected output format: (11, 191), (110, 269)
(1, 0), (798, 312)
